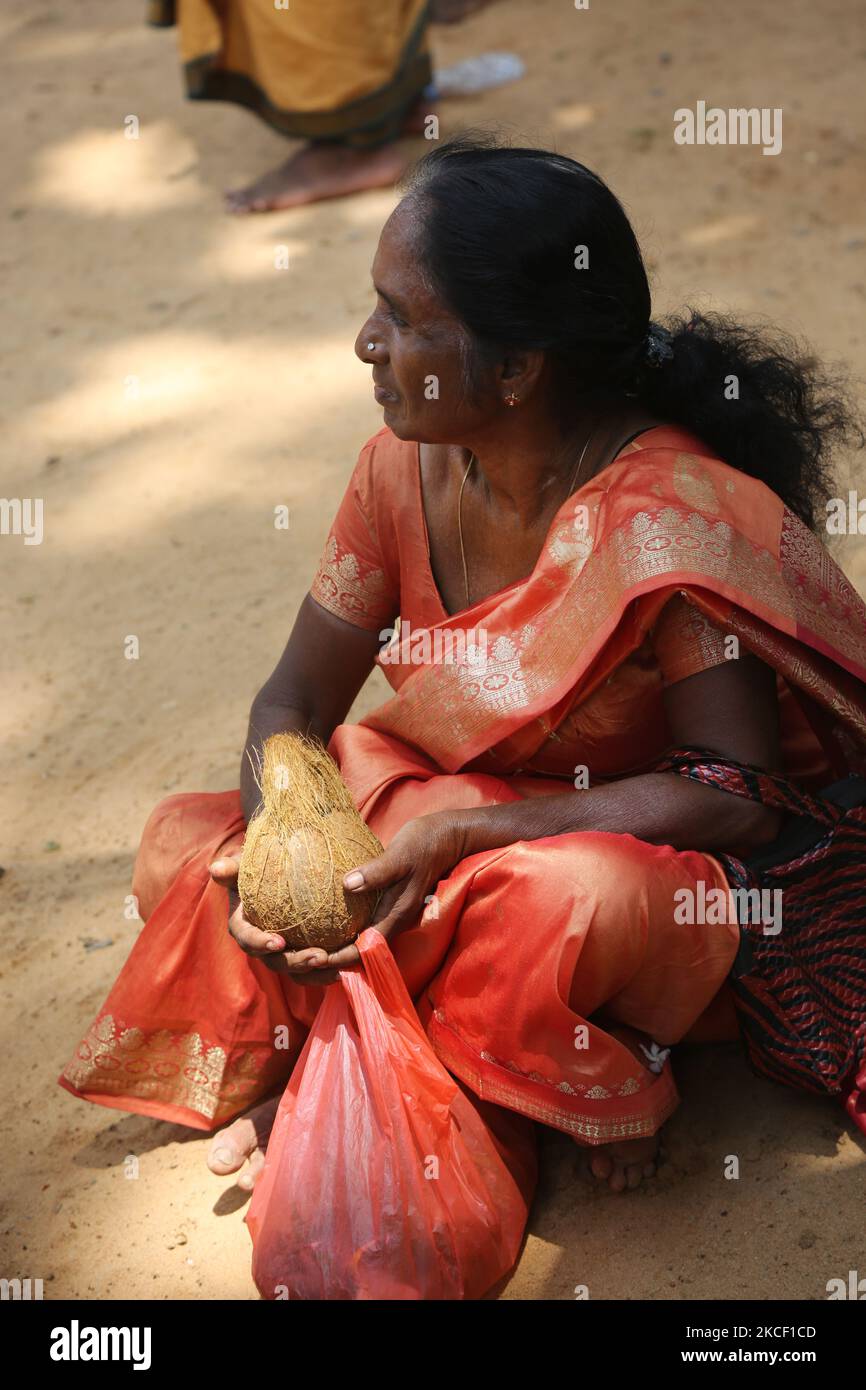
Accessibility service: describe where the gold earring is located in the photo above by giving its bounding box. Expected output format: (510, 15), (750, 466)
(504, 391), (520, 407)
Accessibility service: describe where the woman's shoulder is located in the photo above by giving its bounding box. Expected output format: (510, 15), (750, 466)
(597, 423), (780, 513)
(614, 422), (724, 472)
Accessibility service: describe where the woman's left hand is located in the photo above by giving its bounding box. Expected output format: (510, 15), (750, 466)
(305, 811), (466, 984)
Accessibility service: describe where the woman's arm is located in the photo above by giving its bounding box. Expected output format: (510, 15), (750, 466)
(314, 652), (783, 978)
(448, 651), (782, 857)
(240, 594), (384, 823)
(210, 594), (383, 978)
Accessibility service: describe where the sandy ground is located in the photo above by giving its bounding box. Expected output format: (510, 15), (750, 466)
(2, 0), (865, 1302)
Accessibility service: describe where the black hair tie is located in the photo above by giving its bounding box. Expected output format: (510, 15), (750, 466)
(643, 321), (674, 368)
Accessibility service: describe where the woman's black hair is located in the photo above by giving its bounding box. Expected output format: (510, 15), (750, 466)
(401, 135), (861, 530)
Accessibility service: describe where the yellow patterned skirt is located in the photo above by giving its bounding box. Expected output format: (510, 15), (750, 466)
(147, 0), (432, 146)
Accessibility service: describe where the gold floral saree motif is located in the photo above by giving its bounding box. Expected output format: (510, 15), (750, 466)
(61, 1012), (275, 1126)
(363, 450), (866, 774)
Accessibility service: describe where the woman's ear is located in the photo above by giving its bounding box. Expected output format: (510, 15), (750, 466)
(499, 348), (546, 402)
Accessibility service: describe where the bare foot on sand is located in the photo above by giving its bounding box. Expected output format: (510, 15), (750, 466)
(206, 1095), (279, 1190)
(589, 1135), (660, 1193)
(584, 1022), (667, 1192)
(225, 141), (409, 214)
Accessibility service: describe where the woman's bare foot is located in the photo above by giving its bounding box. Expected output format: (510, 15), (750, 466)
(589, 1135), (660, 1193)
(225, 140), (410, 214)
(206, 1095), (279, 1190)
(583, 1020), (667, 1192)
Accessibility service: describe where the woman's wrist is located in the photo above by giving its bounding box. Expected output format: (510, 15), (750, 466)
(449, 794), (587, 860)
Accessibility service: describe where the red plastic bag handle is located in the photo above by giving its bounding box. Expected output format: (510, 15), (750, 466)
(354, 927), (422, 1027)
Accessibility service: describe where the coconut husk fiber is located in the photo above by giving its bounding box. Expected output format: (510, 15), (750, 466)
(237, 732), (383, 951)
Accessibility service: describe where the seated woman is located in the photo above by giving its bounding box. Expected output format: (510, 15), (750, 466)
(61, 138), (866, 1203)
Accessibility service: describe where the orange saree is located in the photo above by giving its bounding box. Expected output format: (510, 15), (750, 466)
(60, 426), (866, 1145)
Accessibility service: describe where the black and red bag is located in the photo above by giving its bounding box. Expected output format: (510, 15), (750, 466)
(657, 748), (866, 1136)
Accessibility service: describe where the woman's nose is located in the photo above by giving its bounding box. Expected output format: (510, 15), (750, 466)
(355, 316), (386, 363)
(355, 319), (375, 362)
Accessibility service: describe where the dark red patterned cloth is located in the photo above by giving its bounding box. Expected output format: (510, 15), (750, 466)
(657, 748), (866, 1136)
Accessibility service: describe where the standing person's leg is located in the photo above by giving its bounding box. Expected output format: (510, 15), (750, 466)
(224, 137), (419, 216)
(169, 0), (433, 212)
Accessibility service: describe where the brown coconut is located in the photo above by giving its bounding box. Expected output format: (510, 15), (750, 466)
(237, 732), (382, 951)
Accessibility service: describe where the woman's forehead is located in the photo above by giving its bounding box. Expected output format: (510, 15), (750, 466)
(372, 204), (437, 304)
(376, 199), (422, 262)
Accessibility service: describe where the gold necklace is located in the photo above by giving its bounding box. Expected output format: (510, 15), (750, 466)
(457, 424), (598, 609)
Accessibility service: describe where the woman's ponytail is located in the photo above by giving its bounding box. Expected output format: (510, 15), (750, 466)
(632, 310), (861, 531)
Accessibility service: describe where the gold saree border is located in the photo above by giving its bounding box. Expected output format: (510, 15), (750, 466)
(427, 1014), (678, 1143)
(696, 600), (866, 761)
(311, 535), (395, 630)
(364, 451), (866, 773)
(60, 1010), (292, 1128)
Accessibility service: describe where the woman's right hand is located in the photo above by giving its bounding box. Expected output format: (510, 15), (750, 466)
(208, 857), (332, 978)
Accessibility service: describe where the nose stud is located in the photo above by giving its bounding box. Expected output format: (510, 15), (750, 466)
(366, 341), (376, 352)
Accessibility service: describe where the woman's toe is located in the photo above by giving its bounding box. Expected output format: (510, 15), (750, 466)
(206, 1118), (256, 1175)
(606, 1161), (627, 1193)
(236, 1147), (266, 1191)
(207, 1143), (243, 1175)
(590, 1151), (614, 1181)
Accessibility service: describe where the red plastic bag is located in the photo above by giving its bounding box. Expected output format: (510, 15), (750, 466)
(247, 928), (536, 1300)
